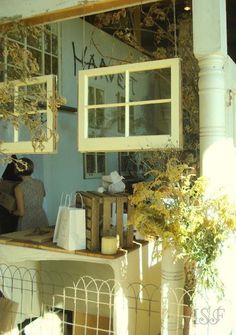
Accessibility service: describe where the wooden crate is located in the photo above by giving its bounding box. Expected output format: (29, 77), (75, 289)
(76, 191), (134, 251)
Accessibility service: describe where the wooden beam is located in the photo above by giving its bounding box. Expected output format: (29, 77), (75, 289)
(14, 0), (156, 26)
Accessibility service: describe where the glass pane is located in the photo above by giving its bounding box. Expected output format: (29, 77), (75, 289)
(52, 56), (58, 75)
(0, 119), (14, 141)
(18, 122), (31, 141)
(0, 70), (4, 82)
(0, 84), (14, 112)
(117, 107), (125, 134)
(86, 154), (96, 173)
(0, 63), (4, 82)
(88, 73), (125, 104)
(18, 83), (47, 112)
(45, 25), (51, 32)
(0, 44), (4, 62)
(88, 87), (95, 104)
(52, 34), (58, 55)
(129, 68), (171, 102)
(7, 65), (21, 80)
(7, 30), (24, 43)
(28, 47), (42, 73)
(6, 41), (21, 65)
(130, 103), (171, 136)
(45, 54), (51, 74)
(27, 33), (42, 49)
(50, 24), (58, 35)
(119, 152), (138, 177)
(88, 106), (125, 138)
(18, 112), (47, 141)
(96, 88), (104, 104)
(97, 153), (105, 173)
(44, 32), (51, 53)
(88, 108), (105, 129)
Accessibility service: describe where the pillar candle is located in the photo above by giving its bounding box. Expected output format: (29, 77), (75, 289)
(101, 236), (118, 255)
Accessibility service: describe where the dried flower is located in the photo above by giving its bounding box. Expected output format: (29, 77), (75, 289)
(129, 158), (236, 294)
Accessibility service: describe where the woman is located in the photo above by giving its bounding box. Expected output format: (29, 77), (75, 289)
(13, 158), (49, 231)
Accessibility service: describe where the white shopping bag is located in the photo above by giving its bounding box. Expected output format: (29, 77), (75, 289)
(54, 193), (86, 251)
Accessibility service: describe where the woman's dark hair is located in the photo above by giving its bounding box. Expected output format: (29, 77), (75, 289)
(2, 155), (21, 181)
(15, 158), (34, 176)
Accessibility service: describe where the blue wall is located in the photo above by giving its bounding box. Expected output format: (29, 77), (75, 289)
(0, 18), (144, 225)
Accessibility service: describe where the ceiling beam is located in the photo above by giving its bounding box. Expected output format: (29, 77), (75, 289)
(3, 0), (157, 26)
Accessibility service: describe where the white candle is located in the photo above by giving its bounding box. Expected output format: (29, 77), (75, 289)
(101, 236), (118, 255)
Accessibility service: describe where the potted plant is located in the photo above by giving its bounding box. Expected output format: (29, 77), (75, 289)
(129, 158), (236, 333)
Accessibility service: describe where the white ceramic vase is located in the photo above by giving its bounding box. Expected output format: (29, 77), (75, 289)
(161, 246), (185, 335)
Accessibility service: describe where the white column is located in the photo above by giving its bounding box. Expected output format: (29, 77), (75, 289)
(198, 54), (226, 181)
(192, 1), (236, 334)
(193, 0), (228, 181)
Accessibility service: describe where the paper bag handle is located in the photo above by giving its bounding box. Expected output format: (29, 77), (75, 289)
(76, 192), (84, 209)
(65, 194), (71, 207)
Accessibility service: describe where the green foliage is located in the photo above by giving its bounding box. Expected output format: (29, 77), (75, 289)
(129, 158), (236, 293)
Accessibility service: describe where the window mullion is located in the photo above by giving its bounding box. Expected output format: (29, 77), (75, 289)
(14, 85), (19, 143)
(95, 152), (98, 173)
(84, 76), (88, 138)
(125, 70), (129, 137)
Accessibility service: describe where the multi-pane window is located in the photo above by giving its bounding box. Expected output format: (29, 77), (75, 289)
(0, 75), (57, 154)
(78, 58), (182, 152)
(83, 152), (106, 178)
(119, 152), (136, 177)
(0, 23), (59, 82)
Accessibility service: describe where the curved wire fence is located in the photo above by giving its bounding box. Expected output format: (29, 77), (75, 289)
(0, 263), (232, 335)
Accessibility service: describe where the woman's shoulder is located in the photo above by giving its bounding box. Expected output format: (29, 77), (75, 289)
(31, 178), (45, 190)
(32, 178), (44, 185)
(21, 178), (43, 188)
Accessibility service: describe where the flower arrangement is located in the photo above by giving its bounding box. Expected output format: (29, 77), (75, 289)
(129, 158), (236, 293)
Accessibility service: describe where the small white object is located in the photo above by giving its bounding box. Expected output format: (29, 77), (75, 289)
(97, 187), (105, 193)
(110, 171), (124, 183)
(102, 171), (124, 187)
(108, 180), (125, 193)
(101, 236), (118, 255)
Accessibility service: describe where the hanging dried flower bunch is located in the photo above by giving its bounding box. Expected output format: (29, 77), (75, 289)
(0, 22), (66, 162)
(91, 2), (199, 162)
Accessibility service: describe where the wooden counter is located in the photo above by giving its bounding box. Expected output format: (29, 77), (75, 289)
(0, 235), (129, 259)
(0, 228), (145, 261)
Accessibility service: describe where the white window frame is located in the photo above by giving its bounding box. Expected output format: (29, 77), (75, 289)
(0, 74), (57, 154)
(78, 58), (182, 152)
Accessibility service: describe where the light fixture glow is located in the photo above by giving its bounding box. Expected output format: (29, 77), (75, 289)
(184, 1), (191, 11)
